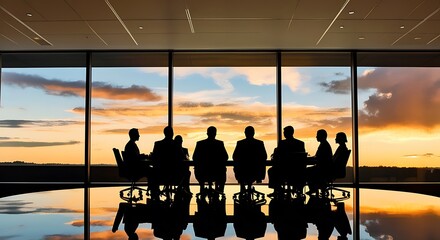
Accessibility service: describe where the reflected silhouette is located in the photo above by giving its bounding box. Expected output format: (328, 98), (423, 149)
(193, 126), (229, 193)
(233, 126), (267, 192)
(269, 194), (307, 240)
(233, 187), (267, 239)
(193, 187), (227, 239)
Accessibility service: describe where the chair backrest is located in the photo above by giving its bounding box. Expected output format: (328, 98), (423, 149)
(333, 149), (351, 179)
(113, 148), (128, 178)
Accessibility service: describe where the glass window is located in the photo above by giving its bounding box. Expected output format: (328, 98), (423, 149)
(282, 52), (353, 176)
(90, 52), (168, 182)
(357, 52), (440, 182)
(173, 52), (277, 163)
(0, 53), (86, 182)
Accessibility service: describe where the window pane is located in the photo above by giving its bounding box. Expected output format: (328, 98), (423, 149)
(173, 52), (277, 162)
(90, 52), (168, 182)
(0, 53), (86, 182)
(357, 52), (440, 182)
(282, 52), (353, 178)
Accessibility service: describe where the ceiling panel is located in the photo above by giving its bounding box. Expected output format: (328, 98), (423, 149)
(87, 20), (128, 34)
(125, 20), (189, 34)
(189, 0), (296, 19)
(26, 0), (80, 21)
(332, 19), (419, 33)
(0, 0), (44, 21)
(342, 0), (383, 20)
(294, 0), (347, 19)
(64, 0), (116, 20)
(26, 21), (92, 34)
(109, 0), (186, 20)
(367, 0), (428, 19)
(194, 19), (289, 33)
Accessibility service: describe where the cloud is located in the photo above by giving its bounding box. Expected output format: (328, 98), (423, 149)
(362, 211), (440, 240)
(0, 235), (19, 240)
(0, 200), (81, 214)
(68, 220), (113, 227)
(0, 119), (80, 128)
(403, 153), (439, 158)
(320, 68), (440, 129)
(0, 140), (80, 148)
(2, 72), (161, 102)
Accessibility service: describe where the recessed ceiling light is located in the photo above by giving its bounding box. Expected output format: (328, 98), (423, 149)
(33, 37), (40, 40)
(348, 11), (355, 15)
(339, 25), (344, 29)
(138, 26), (143, 30)
(358, 36), (365, 40)
(400, 25), (405, 29)
(26, 13), (32, 17)
(414, 37), (422, 40)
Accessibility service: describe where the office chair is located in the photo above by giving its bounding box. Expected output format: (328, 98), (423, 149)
(113, 148), (145, 203)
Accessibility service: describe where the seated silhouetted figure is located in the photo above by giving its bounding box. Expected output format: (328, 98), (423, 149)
(233, 126), (267, 192)
(332, 132), (349, 177)
(150, 126), (188, 198)
(268, 126), (306, 195)
(174, 135), (191, 193)
(124, 128), (153, 180)
(307, 129), (333, 195)
(193, 126), (229, 193)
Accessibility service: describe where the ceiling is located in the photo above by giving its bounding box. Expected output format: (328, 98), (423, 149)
(0, 0), (440, 51)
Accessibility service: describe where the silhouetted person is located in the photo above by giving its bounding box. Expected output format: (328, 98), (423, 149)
(268, 126), (306, 194)
(333, 132), (348, 164)
(174, 135), (189, 160)
(124, 128), (153, 179)
(308, 129), (333, 194)
(233, 126), (267, 192)
(174, 135), (191, 193)
(150, 126), (187, 198)
(193, 126), (229, 193)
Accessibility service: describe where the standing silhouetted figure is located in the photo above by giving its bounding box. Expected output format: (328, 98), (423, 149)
(268, 126), (306, 194)
(150, 126), (187, 198)
(308, 129), (333, 194)
(124, 128), (153, 179)
(193, 126), (229, 193)
(233, 126), (267, 192)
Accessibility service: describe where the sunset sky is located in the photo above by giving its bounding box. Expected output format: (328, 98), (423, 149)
(1, 65), (440, 168)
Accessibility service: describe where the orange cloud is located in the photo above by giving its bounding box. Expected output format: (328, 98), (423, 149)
(321, 68), (440, 130)
(3, 72), (162, 102)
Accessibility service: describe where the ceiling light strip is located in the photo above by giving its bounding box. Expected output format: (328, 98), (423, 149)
(0, 5), (53, 46)
(364, 0), (382, 19)
(427, 34), (440, 45)
(391, 7), (440, 46)
(287, 0), (301, 30)
(0, 33), (19, 45)
(2, 20), (40, 44)
(185, 8), (195, 33)
(85, 21), (109, 46)
(104, 0), (138, 45)
(316, 0), (351, 45)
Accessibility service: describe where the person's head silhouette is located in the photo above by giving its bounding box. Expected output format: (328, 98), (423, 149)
(207, 126), (217, 139)
(163, 126), (174, 139)
(244, 126), (255, 139)
(316, 129), (327, 142)
(335, 132), (347, 144)
(175, 135), (183, 146)
(283, 126), (294, 139)
(128, 128), (140, 141)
